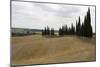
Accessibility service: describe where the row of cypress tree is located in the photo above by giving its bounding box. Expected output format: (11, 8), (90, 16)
(59, 24), (75, 36)
(76, 8), (93, 38)
(42, 26), (54, 36)
(42, 8), (93, 38)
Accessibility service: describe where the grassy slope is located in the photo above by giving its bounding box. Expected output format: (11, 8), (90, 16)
(11, 35), (96, 65)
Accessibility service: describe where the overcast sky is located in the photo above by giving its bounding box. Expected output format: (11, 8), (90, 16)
(12, 0), (95, 32)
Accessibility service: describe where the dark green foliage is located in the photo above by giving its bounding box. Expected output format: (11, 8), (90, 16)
(59, 27), (62, 36)
(47, 26), (50, 35)
(89, 26), (93, 38)
(65, 25), (68, 35)
(42, 26), (55, 36)
(76, 16), (81, 36)
(62, 26), (65, 35)
(79, 8), (93, 38)
(51, 28), (54, 35)
(44, 27), (47, 35)
(59, 24), (75, 36)
(42, 27), (47, 36)
(42, 29), (45, 35)
(59, 25), (67, 36)
(71, 23), (75, 35)
(80, 23), (84, 36)
(76, 20), (78, 35)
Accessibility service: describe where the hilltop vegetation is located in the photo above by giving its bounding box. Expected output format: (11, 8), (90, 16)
(42, 8), (93, 38)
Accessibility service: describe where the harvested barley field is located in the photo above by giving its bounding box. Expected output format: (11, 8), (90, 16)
(11, 35), (96, 65)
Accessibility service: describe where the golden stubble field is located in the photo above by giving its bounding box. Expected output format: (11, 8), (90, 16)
(11, 35), (96, 65)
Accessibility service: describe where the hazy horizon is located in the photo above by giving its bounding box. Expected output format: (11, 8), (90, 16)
(12, 0), (96, 33)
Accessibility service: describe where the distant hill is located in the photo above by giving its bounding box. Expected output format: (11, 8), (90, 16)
(11, 28), (42, 34)
(11, 28), (59, 34)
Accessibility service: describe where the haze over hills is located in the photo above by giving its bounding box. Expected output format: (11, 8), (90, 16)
(11, 27), (59, 33)
(11, 27), (96, 34)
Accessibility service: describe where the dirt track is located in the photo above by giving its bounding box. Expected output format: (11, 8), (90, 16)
(11, 35), (96, 65)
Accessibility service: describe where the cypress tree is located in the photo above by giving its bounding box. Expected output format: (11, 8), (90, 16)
(76, 20), (78, 35)
(87, 8), (93, 38)
(51, 28), (54, 36)
(59, 27), (62, 36)
(77, 16), (81, 36)
(83, 8), (93, 38)
(71, 23), (75, 35)
(83, 16), (87, 37)
(63, 25), (66, 35)
(47, 26), (50, 35)
(61, 26), (65, 35)
(65, 25), (68, 35)
(44, 27), (47, 35)
(80, 22), (84, 36)
(68, 27), (71, 35)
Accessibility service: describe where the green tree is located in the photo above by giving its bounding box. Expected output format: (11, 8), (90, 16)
(65, 25), (68, 35)
(44, 27), (47, 35)
(76, 20), (78, 35)
(59, 27), (62, 36)
(51, 28), (54, 36)
(77, 16), (81, 36)
(47, 26), (50, 35)
(83, 8), (93, 38)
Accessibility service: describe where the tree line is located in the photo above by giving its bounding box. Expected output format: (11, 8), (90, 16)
(76, 8), (93, 38)
(42, 26), (55, 36)
(42, 8), (93, 38)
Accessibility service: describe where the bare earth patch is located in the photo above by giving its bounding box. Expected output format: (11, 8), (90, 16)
(11, 35), (96, 65)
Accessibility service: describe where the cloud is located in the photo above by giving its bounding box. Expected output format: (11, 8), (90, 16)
(12, 1), (95, 32)
(31, 3), (81, 18)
